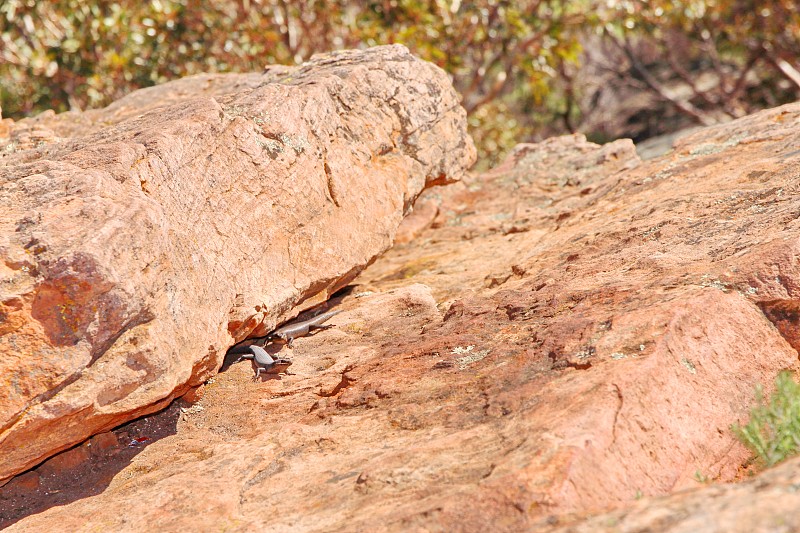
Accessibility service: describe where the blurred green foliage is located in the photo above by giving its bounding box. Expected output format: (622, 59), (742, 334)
(733, 371), (800, 468)
(2, 0), (800, 165)
(1, 0), (588, 166)
(601, 0), (800, 125)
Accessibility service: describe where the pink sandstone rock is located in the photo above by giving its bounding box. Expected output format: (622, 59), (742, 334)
(555, 454), (800, 532)
(4, 96), (800, 532)
(0, 45), (475, 483)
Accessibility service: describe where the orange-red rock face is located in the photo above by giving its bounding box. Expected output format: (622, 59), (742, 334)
(351, 125), (800, 528)
(0, 45), (475, 483)
(4, 66), (800, 532)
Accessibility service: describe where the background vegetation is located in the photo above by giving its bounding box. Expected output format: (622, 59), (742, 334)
(733, 371), (800, 469)
(2, 0), (800, 164)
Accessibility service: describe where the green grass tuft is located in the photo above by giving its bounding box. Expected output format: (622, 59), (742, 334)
(732, 371), (800, 468)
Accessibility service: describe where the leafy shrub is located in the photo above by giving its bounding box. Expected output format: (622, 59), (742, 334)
(0, 0), (588, 165)
(732, 371), (800, 468)
(3, 1), (800, 163)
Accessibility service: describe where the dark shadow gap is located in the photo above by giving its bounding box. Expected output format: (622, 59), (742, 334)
(0, 399), (182, 528)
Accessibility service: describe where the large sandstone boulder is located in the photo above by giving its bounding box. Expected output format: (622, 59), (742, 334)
(0, 45), (475, 483)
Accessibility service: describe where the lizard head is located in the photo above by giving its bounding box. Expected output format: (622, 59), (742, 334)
(271, 333), (289, 344)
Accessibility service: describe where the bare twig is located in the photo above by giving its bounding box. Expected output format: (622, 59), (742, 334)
(769, 55), (800, 92)
(664, 33), (717, 107)
(698, 19), (731, 94)
(605, 29), (716, 126)
(728, 51), (760, 100)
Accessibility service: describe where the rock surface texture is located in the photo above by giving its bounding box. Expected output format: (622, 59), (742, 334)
(556, 453), (800, 532)
(0, 45), (475, 483)
(3, 90), (800, 532)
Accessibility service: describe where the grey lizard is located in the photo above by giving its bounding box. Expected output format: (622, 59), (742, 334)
(268, 309), (342, 348)
(235, 345), (293, 380)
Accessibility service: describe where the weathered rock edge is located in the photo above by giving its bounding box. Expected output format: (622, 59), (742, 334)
(0, 44), (476, 483)
(555, 454), (800, 532)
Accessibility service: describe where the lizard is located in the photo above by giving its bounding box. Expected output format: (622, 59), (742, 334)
(234, 345), (293, 380)
(227, 308), (341, 375)
(267, 309), (342, 348)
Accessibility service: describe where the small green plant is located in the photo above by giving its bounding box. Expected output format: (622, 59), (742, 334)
(732, 371), (800, 468)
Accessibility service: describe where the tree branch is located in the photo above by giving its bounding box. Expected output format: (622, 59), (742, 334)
(768, 54), (800, 93)
(605, 29), (717, 126)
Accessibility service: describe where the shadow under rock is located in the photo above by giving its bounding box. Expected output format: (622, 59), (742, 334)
(0, 400), (182, 528)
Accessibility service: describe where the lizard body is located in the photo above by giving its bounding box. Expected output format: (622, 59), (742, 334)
(235, 345), (293, 380)
(270, 309), (341, 347)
